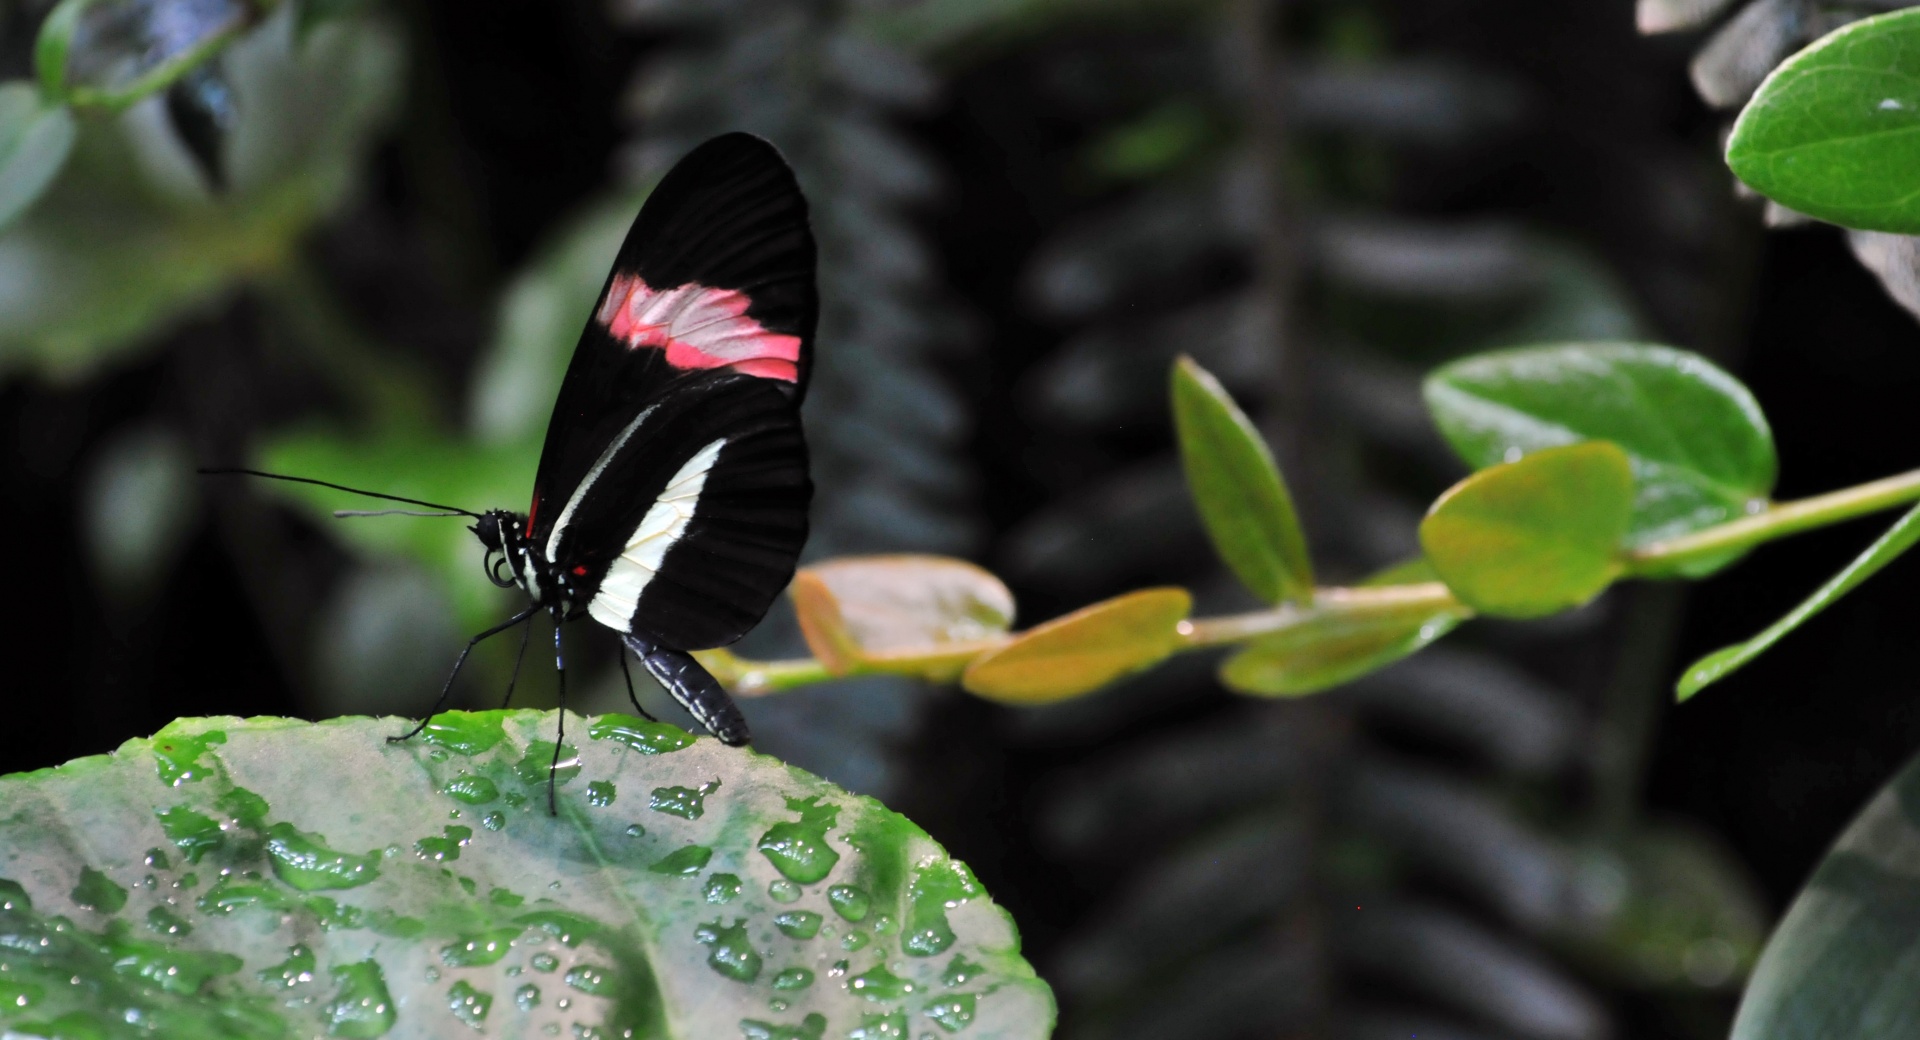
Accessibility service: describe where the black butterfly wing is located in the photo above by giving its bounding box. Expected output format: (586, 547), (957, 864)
(542, 373), (810, 651)
(528, 133), (816, 543)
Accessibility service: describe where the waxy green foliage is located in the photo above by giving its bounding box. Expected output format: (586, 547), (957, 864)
(1726, 8), (1920, 234)
(963, 588), (1192, 703)
(1424, 343), (1776, 561)
(1420, 441), (1635, 618)
(1219, 563), (1467, 698)
(1679, 502), (1920, 700)
(0, 83), (74, 231)
(0, 712), (1051, 1039)
(1172, 355), (1313, 604)
(1731, 747), (1920, 1040)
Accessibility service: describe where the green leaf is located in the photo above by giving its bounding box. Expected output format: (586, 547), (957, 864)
(962, 587), (1192, 704)
(1730, 747), (1920, 1039)
(1172, 355), (1313, 604)
(1425, 343), (1775, 564)
(1420, 441), (1634, 618)
(1676, 501), (1920, 700)
(1219, 607), (1466, 698)
(791, 555), (1018, 679)
(1725, 8), (1920, 234)
(0, 9), (400, 379)
(0, 712), (1053, 1038)
(0, 83), (74, 231)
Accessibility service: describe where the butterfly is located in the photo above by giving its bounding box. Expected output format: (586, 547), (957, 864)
(213, 133), (815, 807)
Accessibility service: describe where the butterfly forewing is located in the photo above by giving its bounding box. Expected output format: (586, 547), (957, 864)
(547, 374), (809, 649)
(529, 133), (817, 546)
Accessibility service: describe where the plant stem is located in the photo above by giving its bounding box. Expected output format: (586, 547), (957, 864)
(1179, 583), (1464, 647)
(1627, 465), (1920, 572)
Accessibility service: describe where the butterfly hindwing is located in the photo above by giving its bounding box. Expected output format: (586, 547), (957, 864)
(543, 373), (810, 651)
(529, 133), (816, 544)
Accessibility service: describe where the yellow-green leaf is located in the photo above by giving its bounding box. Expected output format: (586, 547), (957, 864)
(1171, 355), (1312, 604)
(1419, 441), (1633, 618)
(789, 572), (863, 676)
(803, 555), (1016, 654)
(1219, 606), (1467, 697)
(961, 588), (1192, 704)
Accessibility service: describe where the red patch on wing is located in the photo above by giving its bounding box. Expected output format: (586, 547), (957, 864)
(595, 274), (800, 382)
(572, 565), (588, 576)
(525, 493), (541, 537)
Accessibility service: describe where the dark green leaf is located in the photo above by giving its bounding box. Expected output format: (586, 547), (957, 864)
(0, 83), (74, 231)
(1730, 747), (1920, 1039)
(962, 587), (1192, 703)
(1420, 441), (1634, 618)
(1677, 502), (1920, 700)
(1726, 8), (1920, 234)
(0, 712), (1053, 1037)
(1425, 343), (1774, 564)
(1172, 355), (1313, 604)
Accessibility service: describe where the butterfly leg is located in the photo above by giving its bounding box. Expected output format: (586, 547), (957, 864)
(548, 611), (569, 816)
(616, 648), (662, 723)
(390, 605), (539, 744)
(500, 613), (535, 709)
(622, 634), (751, 746)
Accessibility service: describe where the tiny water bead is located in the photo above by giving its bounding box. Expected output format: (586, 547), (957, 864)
(419, 712), (508, 756)
(770, 998), (790, 1012)
(69, 866), (127, 913)
(648, 779), (719, 820)
(482, 812), (507, 832)
(415, 825), (474, 862)
(258, 944), (316, 988)
(563, 964), (615, 996)
(264, 824), (381, 891)
(648, 845), (713, 876)
(442, 927), (522, 967)
(587, 715), (695, 755)
(448, 979), (493, 1029)
(531, 953), (561, 973)
(323, 959), (396, 1038)
(587, 781), (617, 807)
(695, 918), (762, 982)
(514, 983), (541, 1011)
(756, 797), (841, 883)
(827, 885), (871, 922)
(773, 910), (822, 940)
(847, 965), (914, 1003)
(441, 775), (501, 805)
(143, 847), (171, 870)
(145, 906), (192, 937)
(704, 873), (743, 904)
(924, 993), (976, 1032)
(941, 956), (983, 988)
(768, 880), (802, 904)
(772, 967), (815, 990)
(624, 824), (646, 838)
(841, 931), (870, 952)
(150, 727), (226, 786)
(515, 741), (583, 787)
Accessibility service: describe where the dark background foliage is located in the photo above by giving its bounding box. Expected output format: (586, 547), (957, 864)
(6, 0), (1920, 1037)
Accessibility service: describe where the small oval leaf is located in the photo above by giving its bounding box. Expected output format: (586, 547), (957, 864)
(789, 571), (863, 676)
(1219, 606), (1467, 697)
(0, 712), (1054, 1037)
(1420, 441), (1634, 618)
(1424, 343), (1775, 558)
(1677, 501), (1920, 700)
(962, 587), (1192, 704)
(0, 82), (75, 231)
(1172, 355), (1313, 604)
(803, 554), (1016, 654)
(1726, 8), (1920, 234)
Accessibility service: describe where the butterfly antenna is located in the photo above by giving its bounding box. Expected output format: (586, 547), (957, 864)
(199, 467), (483, 518)
(333, 509), (469, 518)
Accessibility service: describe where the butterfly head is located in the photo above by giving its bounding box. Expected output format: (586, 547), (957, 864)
(472, 509), (531, 590)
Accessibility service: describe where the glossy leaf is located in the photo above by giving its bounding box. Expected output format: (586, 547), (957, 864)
(1420, 441), (1634, 618)
(1219, 607), (1466, 698)
(1425, 343), (1775, 558)
(962, 587), (1192, 704)
(795, 555), (1017, 681)
(1731, 747), (1920, 1039)
(1172, 355), (1313, 604)
(0, 712), (1053, 1038)
(1677, 502), (1920, 700)
(790, 571), (864, 676)
(0, 83), (75, 231)
(1726, 8), (1920, 234)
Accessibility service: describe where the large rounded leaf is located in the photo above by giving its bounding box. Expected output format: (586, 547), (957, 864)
(793, 555), (1018, 678)
(1424, 343), (1774, 555)
(0, 712), (1052, 1039)
(1726, 8), (1920, 234)
(1419, 441), (1634, 618)
(1731, 748), (1920, 1040)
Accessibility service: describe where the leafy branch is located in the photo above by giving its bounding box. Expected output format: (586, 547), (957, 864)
(697, 344), (1920, 707)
